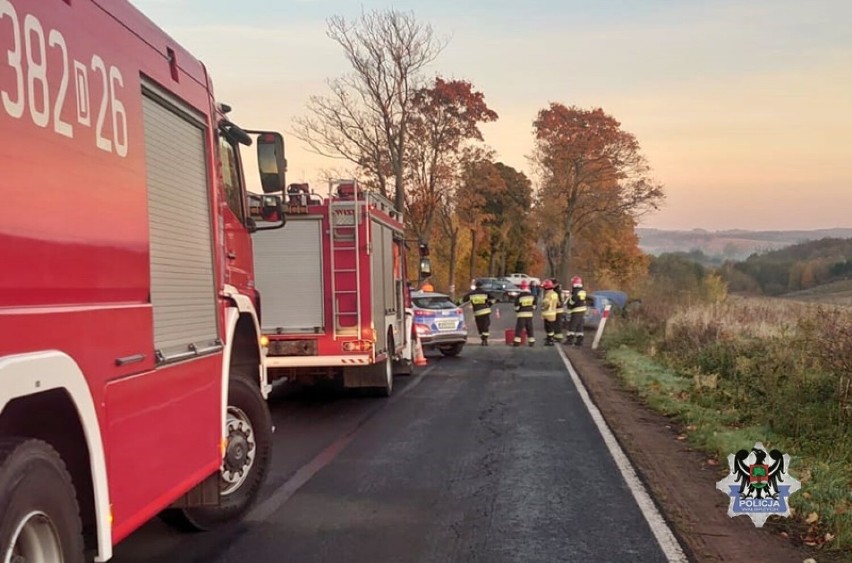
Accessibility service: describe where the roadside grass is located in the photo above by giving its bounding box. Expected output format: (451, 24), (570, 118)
(784, 279), (852, 307)
(603, 296), (852, 552)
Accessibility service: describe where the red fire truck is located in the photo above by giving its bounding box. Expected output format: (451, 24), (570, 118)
(252, 180), (427, 396)
(0, 1), (287, 560)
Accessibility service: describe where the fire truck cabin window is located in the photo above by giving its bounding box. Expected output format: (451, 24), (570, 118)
(220, 137), (244, 222)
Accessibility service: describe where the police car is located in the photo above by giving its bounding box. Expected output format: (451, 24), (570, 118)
(411, 291), (468, 356)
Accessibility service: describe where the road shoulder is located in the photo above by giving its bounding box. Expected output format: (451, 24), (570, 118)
(563, 345), (816, 563)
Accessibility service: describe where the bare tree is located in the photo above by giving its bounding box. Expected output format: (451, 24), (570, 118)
(436, 190), (461, 299)
(293, 9), (443, 211)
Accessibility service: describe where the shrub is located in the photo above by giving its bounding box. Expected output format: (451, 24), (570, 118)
(603, 296), (852, 550)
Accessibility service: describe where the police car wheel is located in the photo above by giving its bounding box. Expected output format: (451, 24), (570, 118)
(439, 343), (464, 357)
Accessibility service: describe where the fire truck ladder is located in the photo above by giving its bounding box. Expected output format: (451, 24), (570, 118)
(328, 179), (362, 339)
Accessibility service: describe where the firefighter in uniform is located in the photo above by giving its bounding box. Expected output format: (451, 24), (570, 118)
(513, 284), (537, 347)
(540, 279), (558, 345)
(462, 280), (496, 346)
(553, 280), (566, 343)
(565, 276), (588, 346)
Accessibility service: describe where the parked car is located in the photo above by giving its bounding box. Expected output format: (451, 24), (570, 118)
(470, 278), (522, 302)
(412, 291), (468, 356)
(583, 293), (615, 329)
(558, 290), (618, 330)
(593, 290), (628, 310)
(504, 273), (541, 287)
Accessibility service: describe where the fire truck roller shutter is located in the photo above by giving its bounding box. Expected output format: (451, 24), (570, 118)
(252, 217), (324, 332)
(382, 226), (395, 317)
(142, 92), (219, 359)
(370, 220), (386, 351)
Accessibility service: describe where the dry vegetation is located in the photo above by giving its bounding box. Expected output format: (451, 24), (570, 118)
(784, 279), (852, 307)
(606, 290), (852, 552)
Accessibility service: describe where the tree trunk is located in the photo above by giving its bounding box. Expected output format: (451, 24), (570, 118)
(448, 229), (458, 300)
(558, 230), (573, 286)
(422, 208), (436, 246)
(545, 242), (560, 278)
(469, 228), (477, 282)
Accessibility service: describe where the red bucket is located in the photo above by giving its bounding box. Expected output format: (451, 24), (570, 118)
(505, 328), (527, 345)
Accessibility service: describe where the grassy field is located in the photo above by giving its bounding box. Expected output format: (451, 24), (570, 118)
(784, 278), (852, 307)
(603, 295), (851, 552)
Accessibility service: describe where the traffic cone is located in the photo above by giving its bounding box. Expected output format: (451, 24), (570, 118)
(414, 337), (428, 366)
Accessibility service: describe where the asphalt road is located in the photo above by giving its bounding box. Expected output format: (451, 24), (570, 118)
(112, 304), (671, 563)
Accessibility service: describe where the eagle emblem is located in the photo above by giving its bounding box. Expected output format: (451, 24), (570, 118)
(715, 442), (801, 527)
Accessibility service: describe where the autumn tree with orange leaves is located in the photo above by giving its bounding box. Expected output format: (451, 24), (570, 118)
(406, 78), (498, 245)
(532, 104), (664, 285)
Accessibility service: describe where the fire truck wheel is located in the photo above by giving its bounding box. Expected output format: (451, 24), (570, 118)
(393, 356), (413, 376)
(373, 336), (394, 397)
(0, 438), (85, 563)
(163, 375), (272, 531)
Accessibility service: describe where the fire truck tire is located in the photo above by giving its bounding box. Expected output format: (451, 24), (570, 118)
(0, 438), (85, 563)
(372, 335), (394, 397)
(393, 357), (413, 376)
(162, 375), (272, 532)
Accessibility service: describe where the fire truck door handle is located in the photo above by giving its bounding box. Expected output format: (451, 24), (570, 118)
(115, 354), (145, 367)
(227, 251), (237, 260)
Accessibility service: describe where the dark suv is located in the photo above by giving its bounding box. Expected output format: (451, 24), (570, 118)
(470, 278), (522, 302)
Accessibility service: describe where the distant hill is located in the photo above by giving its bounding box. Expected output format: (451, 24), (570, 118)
(783, 279), (852, 307)
(637, 228), (852, 260)
(725, 237), (852, 295)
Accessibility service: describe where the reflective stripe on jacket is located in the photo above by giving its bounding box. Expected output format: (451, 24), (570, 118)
(568, 288), (587, 313)
(541, 289), (558, 321)
(464, 290), (494, 316)
(514, 293), (536, 318)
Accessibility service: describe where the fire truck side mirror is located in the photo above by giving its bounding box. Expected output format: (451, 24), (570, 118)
(419, 258), (432, 279)
(256, 132), (287, 193)
(247, 193), (286, 232)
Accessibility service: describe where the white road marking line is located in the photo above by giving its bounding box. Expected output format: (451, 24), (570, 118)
(247, 365), (436, 522)
(556, 345), (688, 563)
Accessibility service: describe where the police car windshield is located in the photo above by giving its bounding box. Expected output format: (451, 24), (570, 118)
(413, 296), (456, 310)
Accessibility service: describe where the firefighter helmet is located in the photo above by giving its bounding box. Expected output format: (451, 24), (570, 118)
(541, 279), (554, 290)
(571, 276), (583, 288)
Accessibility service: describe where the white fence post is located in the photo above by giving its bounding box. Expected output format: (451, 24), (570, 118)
(591, 304), (612, 350)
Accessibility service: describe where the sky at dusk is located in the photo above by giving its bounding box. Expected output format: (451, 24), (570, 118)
(132, 0), (852, 231)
